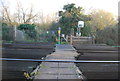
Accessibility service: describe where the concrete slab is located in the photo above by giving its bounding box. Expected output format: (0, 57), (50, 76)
(58, 75), (79, 79)
(34, 44), (83, 80)
(58, 80), (82, 81)
(38, 68), (58, 74)
(40, 62), (58, 68)
(59, 63), (75, 68)
(58, 68), (76, 75)
(46, 56), (75, 60)
(35, 74), (58, 79)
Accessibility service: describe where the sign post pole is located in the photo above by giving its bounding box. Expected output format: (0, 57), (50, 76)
(58, 27), (61, 44)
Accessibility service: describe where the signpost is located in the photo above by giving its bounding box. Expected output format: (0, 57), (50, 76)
(77, 21), (84, 36)
(14, 25), (17, 41)
(58, 27), (61, 44)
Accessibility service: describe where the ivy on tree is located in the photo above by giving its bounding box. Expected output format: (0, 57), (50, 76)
(17, 24), (37, 39)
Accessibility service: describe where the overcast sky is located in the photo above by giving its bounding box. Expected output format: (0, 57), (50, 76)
(1, 0), (119, 16)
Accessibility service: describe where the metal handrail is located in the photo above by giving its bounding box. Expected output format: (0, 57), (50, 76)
(0, 58), (119, 63)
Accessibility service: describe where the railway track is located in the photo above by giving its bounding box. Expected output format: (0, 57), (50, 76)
(1, 43), (119, 80)
(1, 42), (55, 80)
(73, 44), (119, 80)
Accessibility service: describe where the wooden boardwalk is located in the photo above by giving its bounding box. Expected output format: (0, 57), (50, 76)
(34, 44), (84, 80)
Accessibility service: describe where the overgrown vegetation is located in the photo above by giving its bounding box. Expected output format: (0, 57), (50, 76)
(2, 23), (14, 41)
(89, 9), (118, 46)
(96, 24), (118, 45)
(58, 3), (91, 35)
(1, 1), (118, 45)
(17, 24), (37, 40)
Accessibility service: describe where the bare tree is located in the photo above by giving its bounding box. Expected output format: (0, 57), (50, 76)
(1, 0), (13, 25)
(1, 0), (38, 25)
(90, 9), (117, 31)
(15, 0), (22, 24)
(15, 1), (38, 24)
(25, 6), (37, 23)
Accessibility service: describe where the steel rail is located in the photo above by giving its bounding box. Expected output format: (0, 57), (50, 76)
(0, 58), (119, 63)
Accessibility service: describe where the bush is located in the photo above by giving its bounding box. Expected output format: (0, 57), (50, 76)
(17, 24), (37, 40)
(95, 24), (118, 45)
(106, 39), (114, 46)
(2, 23), (14, 41)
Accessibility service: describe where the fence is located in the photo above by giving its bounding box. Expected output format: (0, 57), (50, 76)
(66, 35), (95, 45)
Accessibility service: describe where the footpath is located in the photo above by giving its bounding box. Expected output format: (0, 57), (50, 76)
(34, 44), (84, 80)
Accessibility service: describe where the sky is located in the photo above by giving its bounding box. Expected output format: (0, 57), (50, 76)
(1, 0), (119, 16)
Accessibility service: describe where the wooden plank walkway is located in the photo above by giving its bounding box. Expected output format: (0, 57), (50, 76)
(34, 44), (84, 80)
